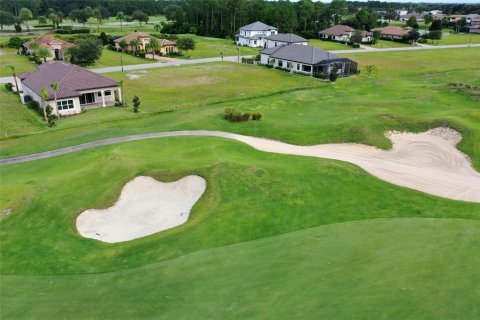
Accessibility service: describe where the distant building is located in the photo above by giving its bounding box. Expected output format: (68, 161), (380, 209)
(260, 44), (357, 77)
(235, 21), (278, 47)
(400, 12), (424, 22)
(466, 14), (480, 24)
(319, 25), (373, 43)
(373, 26), (412, 40)
(22, 35), (72, 61)
(19, 62), (121, 116)
(264, 33), (308, 48)
(114, 32), (178, 55)
(395, 9), (408, 16)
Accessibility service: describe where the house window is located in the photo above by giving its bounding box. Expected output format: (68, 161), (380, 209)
(302, 65), (312, 72)
(275, 42), (277, 46)
(297, 64), (300, 71)
(97, 92), (102, 97)
(105, 90), (111, 96)
(254, 40), (257, 45)
(57, 99), (74, 110)
(278, 60), (283, 67)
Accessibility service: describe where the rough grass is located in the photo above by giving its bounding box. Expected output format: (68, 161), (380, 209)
(2, 218), (479, 319)
(0, 48), (36, 77)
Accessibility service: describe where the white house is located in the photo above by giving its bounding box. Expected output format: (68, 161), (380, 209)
(395, 9), (408, 16)
(260, 44), (357, 77)
(235, 21), (278, 47)
(18, 61), (121, 117)
(22, 35), (72, 61)
(265, 33), (308, 48)
(319, 25), (373, 43)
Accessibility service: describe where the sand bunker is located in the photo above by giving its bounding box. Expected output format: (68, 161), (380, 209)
(76, 175), (206, 243)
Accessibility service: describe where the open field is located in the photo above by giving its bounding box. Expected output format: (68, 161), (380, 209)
(364, 39), (412, 48)
(433, 32), (480, 45)
(0, 48), (36, 77)
(1, 48), (479, 169)
(1, 46), (479, 319)
(87, 49), (157, 69)
(176, 34), (260, 59)
(308, 39), (353, 51)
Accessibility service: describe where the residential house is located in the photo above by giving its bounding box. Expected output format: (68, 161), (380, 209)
(373, 26), (412, 40)
(114, 32), (178, 55)
(468, 18), (480, 34)
(395, 9), (408, 16)
(400, 12), (424, 22)
(22, 35), (72, 61)
(235, 21), (278, 47)
(260, 44), (357, 77)
(446, 15), (465, 23)
(18, 61), (121, 116)
(265, 33), (308, 48)
(466, 14), (480, 24)
(319, 25), (373, 43)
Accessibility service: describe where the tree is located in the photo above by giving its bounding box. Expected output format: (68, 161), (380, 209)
(148, 37), (159, 59)
(38, 15), (47, 25)
(19, 8), (33, 31)
(428, 30), (442, 43)
(48, 13), (59, 29)
(98, 32), (111, 46)
(297, 0), (315, 31)
(329, 0), (347, 25)
(404, 29), (420, 43)
(132, 96), (140, 113)
(430, 19), (442, 31)
(40, 87), (49, 121)
(37, 47), (52, 62)
(116, 11), (124, 30)
(132, 10), (149, 26)
(329, 64), (340, 83)
(69, 7), (94, 27)
(406, 16), (419, 29)
(7, 36), (24, 54)
(67, 39), (103, 65)
(164, 5), (183, 22)
(456, 17), (467, 34)
(94, 8), (103, 33)
(424, 13), (433, 25)
(350, 30), (363, 44)
(46, 105), (56, 127)
(177, 37), (195, 54)
(118, 39), (128, 52)
(50, 82), (60, 118)
(0, 10), (16, 30)
(9, 65), (19, 94)
(355, 9), (378, 31)
(154, 24), (161, 32)
(372, 30), (381, 44)
(384, 9), (398, 22)
(129, 39), (139, 55)
(119, 80), (125, 107)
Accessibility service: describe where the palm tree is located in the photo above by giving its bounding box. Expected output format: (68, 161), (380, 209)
(50, 82), (60, 118)
(37, 47), (52, 62)
(94, 8), (102, 33)
(119, 39), (128, 52)
(130, 39), (139, 56)
(40, 87), (49, 121)
(9, 65), (19, 94)
(149, 37), (159, 60)
(119, 80), (125, 107)
(116, 12), (124, 30)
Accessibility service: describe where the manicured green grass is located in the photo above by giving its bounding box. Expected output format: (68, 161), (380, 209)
(0, 48), (36, 77)
(432, 32), (480, 45)
(2, 218), (479, 319)
(364, 39), (412, 48)
(1, 48), (479, 169)
(0, 90), (45, 137)
(308, 39), (354, 51)
(175, 34), (260, 59)
(87, 49), (156, 69)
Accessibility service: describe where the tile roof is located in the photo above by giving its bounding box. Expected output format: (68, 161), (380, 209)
(158, 38), (176, 46)
(240, 21), (277, 31)
(319, 25), (355, 36)
(373, 26), (412, 37)
(265, 33), (308, 43)
(23, 35), (72, 50)
(261, 44), (347, 65)
(19, 61), (118, 100)
(114, 32), (151, 43)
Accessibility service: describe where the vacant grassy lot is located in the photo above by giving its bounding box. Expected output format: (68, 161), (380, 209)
(364, 39), (412, 48)
(432, 32), (480, 45)
(308, 39), (353, 51)
(87, 49), (157, 69)
(0, 48), (36, 77)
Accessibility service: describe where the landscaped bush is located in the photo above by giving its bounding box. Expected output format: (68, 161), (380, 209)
(351, 43), (360, 48)
(56, 29), (90, 35)
(417, 38), (428, 44)
(26, 100), (44, 117)
(33, 24), (55, 28)
(265, 64), (274, 69)
(138, 50), (146, 58)
(223, 108), (261, 123)
(274, 66), (290, 72)
(4, 83), (13, 92)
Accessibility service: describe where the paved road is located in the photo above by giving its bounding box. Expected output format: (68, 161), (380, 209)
(1, 44), (479, 84)
(1, 129), (478, 203)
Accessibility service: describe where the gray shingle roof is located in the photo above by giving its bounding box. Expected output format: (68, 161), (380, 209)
(261, 44), (345, 65)
(240, 21), (277, 31)
(265, 33), (308, 43)
(19, 61), (118, 100)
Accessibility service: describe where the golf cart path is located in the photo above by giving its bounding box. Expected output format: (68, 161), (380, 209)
(1, 128), (479, 203)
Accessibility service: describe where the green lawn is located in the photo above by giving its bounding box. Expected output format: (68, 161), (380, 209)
(87, 49), (157, 69)
(308, 39), (354, 51)
(432, 32), (480, 45)
(176, 34), (259, 59)
(0, 48), (36, 77)
(1, 43), (480, 319)
(364, 39), (412, 49)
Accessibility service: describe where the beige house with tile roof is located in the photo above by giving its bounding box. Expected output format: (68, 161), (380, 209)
(22, 35), (73, 61)
(114, 32), (178, 55)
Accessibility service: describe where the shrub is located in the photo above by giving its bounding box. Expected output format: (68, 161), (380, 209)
(14, 24), (22, 32)
(224, 108), (260, 123)
(351, 43), (360, 48)
(33, 24), (55, 28)
(132, 96), (140, 113)
(138, 51), (146, 58)
(56, 29), (90, 34)
(417, 38), (427, 44)
(4, 83), (13, 91)
(26, 100), (44, 117)
(251, 112), (262, 121)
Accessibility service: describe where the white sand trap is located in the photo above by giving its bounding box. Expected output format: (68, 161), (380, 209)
(126, 74), (141, 80)
(76, 175), (206, 243)
(221, 127), (480, 202)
